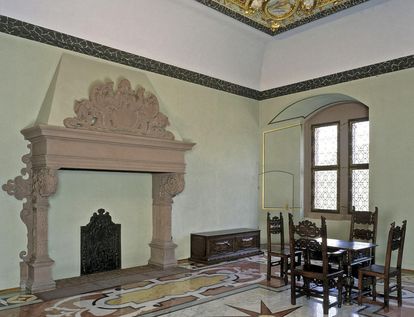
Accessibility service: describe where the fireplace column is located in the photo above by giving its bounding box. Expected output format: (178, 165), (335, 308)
(26, 167), (58, 292)
(149, 173), (184, 268)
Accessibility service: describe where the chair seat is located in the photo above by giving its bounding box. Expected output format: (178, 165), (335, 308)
(269, 245), (301, 257)
(295, 264), (344, 280)
(359, 264), (398, 277)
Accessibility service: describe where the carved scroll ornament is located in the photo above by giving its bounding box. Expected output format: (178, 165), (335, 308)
(2, 145), (33, 263)
(154, 173), (185, 204)
(64, 79), (175, 140)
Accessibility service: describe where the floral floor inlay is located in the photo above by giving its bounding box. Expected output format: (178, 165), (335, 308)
(0, 255), (413, 317)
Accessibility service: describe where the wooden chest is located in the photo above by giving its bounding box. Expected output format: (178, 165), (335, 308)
(189, 228), (262, 264)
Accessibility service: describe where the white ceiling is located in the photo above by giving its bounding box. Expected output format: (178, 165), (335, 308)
(1, 0), (413, 91)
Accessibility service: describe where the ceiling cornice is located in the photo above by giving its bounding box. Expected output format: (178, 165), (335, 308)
(0, 15), (413, 101)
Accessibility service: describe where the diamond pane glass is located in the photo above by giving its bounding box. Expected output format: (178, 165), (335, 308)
(352, 121), (369, 164)
(352, 169), (369, 211)
(313, 170), (337, 210)
(314, 125), (338, 166)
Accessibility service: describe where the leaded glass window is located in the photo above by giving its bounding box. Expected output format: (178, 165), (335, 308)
(312, 123), (339, 212)
(350, 120), (369, 211)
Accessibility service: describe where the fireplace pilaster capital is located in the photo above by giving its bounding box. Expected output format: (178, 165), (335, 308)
(152, 173), (185, 205)
(32, 167), (58, 200)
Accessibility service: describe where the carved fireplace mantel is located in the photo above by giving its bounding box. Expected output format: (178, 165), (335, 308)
(3, 79), (195, 293)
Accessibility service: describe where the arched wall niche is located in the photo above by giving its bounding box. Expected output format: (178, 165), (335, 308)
(262, 94), (368, 214)
(2, 78), (195, 293)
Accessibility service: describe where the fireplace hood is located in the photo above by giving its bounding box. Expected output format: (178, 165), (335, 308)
(3, 74), (195, 293)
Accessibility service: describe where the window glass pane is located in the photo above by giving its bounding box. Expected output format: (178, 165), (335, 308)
(352, 121), (369, 164)
(352, 169), (369, 211)
(314, 170), (337, 210)
(314, 125), (337, 166)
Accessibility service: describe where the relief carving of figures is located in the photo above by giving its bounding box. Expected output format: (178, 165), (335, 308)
(2, 145), (33, 264)
(64, 79), (175, 140)
(153, 173), (185, 204)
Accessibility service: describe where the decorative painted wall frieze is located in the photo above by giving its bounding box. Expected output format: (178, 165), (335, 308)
(0, 16), (258, 99)
(64, 79), (175, 139)
(1, 16), (413, 100)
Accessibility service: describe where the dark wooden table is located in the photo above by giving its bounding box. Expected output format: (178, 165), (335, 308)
(325, 238), (377, 305)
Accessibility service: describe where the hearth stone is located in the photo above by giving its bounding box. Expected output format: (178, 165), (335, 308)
(81, 209), (121, 275)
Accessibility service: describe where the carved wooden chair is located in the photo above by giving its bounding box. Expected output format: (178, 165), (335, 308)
(349, 206), (378, 268)
(358, 220), (407, 313)
(289, 214), (344, 315)
(266, 212), (301, 285)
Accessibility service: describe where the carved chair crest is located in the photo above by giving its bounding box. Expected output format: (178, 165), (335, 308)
(268, 214), (283, 235)
(391, 222), (405, 251)
(294, 219), (322, 238)
(64, 79), (175, 140)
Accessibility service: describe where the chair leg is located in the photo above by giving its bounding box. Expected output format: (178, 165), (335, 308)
(296, 253), (302, 281)
(384, 277), (389, 313)
(323, 279), (329, 315)
(283, 257), (289, 285)
(397, 271), (402, 307)
(267, 253), (271, 281)
(337, 276), (343, 308)
(291, 272), (296, 305)
(358, 270), (363, 306)
(372, 277), (377, 301)
(304, 278), (310, 298)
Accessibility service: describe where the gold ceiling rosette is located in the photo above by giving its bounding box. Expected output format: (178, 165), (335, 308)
(219, 0), (343, 31)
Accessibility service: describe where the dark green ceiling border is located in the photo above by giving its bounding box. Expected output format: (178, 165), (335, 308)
(0, 15), (413, 101)
(0, 15), (259, 99)
(259, 55), (414, 100)
(196, 0), (371, 36)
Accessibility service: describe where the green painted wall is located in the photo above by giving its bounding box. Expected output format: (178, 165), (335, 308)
(0, 33), (260, 289)
(259, 68), (414, 269)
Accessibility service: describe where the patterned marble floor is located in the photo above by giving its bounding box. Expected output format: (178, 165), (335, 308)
(0, 255), (413, 317)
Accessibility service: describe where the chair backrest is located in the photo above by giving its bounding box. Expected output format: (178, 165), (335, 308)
(384, 220), (407, 274)
(289, 214), (328, 273)
(267, 212), (285, 250)
(349, 206), (378, 243)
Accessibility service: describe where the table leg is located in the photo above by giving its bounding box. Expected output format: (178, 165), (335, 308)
(343, 250), (354, 305)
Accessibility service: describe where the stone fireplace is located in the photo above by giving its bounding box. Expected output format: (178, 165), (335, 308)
(2, 79), (195, 293)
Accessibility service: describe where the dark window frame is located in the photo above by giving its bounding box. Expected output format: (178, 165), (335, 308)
(303, 102), (369, 220)
(311, 121), (340, 213)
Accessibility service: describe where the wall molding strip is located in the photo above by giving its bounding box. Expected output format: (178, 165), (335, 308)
(0, 15), (413, 101)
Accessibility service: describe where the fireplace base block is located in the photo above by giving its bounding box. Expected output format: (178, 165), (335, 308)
(26, 258), (56, 293)
(148, 240), (178, 269)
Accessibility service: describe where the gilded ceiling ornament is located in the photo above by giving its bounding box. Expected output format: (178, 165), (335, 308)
(213, 0), (345, 31)
(64, 79), (175, 140)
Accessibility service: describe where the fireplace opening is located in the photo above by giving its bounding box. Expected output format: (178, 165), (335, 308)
(80, 208), (121, 275)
